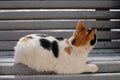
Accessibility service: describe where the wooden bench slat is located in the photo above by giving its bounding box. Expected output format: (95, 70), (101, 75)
(0, 41), (120, 51)
(95, 42), (120, 49)
(0, 11), (119, 20)
(0, 58), (14, 63)
(0, 1), (120, 9)
(1, 49), (120, 58)
(0, 51), (14, 58)
(0, 73), (120, 80)
(0, 30), (72, 40)
(97, 31), (120, 40)
(0, 30), (119, 40)
(0, 61), (120, 75)
(0, 21), (120, 30)
(0, 41), (15, 51)
(1, 56), (120, 63)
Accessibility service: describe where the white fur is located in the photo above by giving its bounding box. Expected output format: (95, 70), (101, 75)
(14, 34), (98, 74)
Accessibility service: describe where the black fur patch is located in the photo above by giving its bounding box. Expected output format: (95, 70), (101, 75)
(39, 39), (51, 50)
(26, 36), (33, 39)
(51, 41), (59, 58)
(39, 39), (59, 58)
(72, 38), (76, 45)
(90, 34), (96, 46)
(55, 37), (64, 41)
(88, 30), (92, 34)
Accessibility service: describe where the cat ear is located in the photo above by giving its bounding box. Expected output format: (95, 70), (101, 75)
(88, 29), (97, 39)
(76, 21), (83, 31)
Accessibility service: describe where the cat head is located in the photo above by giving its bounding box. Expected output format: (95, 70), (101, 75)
(70, 21), (97, 48)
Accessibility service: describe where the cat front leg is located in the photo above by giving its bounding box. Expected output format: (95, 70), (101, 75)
(85, 63), (98, 73)
(86, 58), (91, 63)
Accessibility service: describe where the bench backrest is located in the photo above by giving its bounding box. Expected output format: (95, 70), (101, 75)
(0, 0), (120, 52)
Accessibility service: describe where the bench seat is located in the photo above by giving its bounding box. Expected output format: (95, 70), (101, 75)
(0, 0), (120, 80)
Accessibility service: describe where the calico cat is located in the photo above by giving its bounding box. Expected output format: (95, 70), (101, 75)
(14, 22), (98, 74)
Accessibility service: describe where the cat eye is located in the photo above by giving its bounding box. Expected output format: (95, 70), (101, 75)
(88, 29), (92, 34)
(72, 38), (76, 45)
(90, 34), (96, 46)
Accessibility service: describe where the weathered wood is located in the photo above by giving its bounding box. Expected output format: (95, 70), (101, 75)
(0, 61), (120, 75)
(0, 11), (119, 20)
(0, 30), (119, 40)
(0, 30), (72, 40)
(1, 56), (120, 63)
(95, 42), (120, 49)
(0, 41), (15, 51)
(0, 51), (13, 58)
(89, 49), (120, 57)
(0, 41), (120, 51)
(0, 58), (14, 63)
(0, 1), (119, 9)
(1, 49), (120, 58)
(0, 73), (120, 80)
(0, 21), (120, 30)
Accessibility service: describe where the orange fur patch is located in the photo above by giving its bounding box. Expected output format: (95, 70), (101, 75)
(71, 21), (96, 47)
(74, 31), (89, 46)
(65, 39), (69, 44)
(76, 21), (83, 31)
(64, 47), (71, 55)
(21, 37), (30, 42)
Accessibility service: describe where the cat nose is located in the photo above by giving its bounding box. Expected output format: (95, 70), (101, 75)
(93, 29), (97, 33)
(89, 28), (97, 31)
(88, 28), (97, 34)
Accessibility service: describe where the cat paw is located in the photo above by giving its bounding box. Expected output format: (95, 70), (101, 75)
(86, 64), (99, 73)
(86, 58), (91, 63)
(90, 64), (99, 72)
